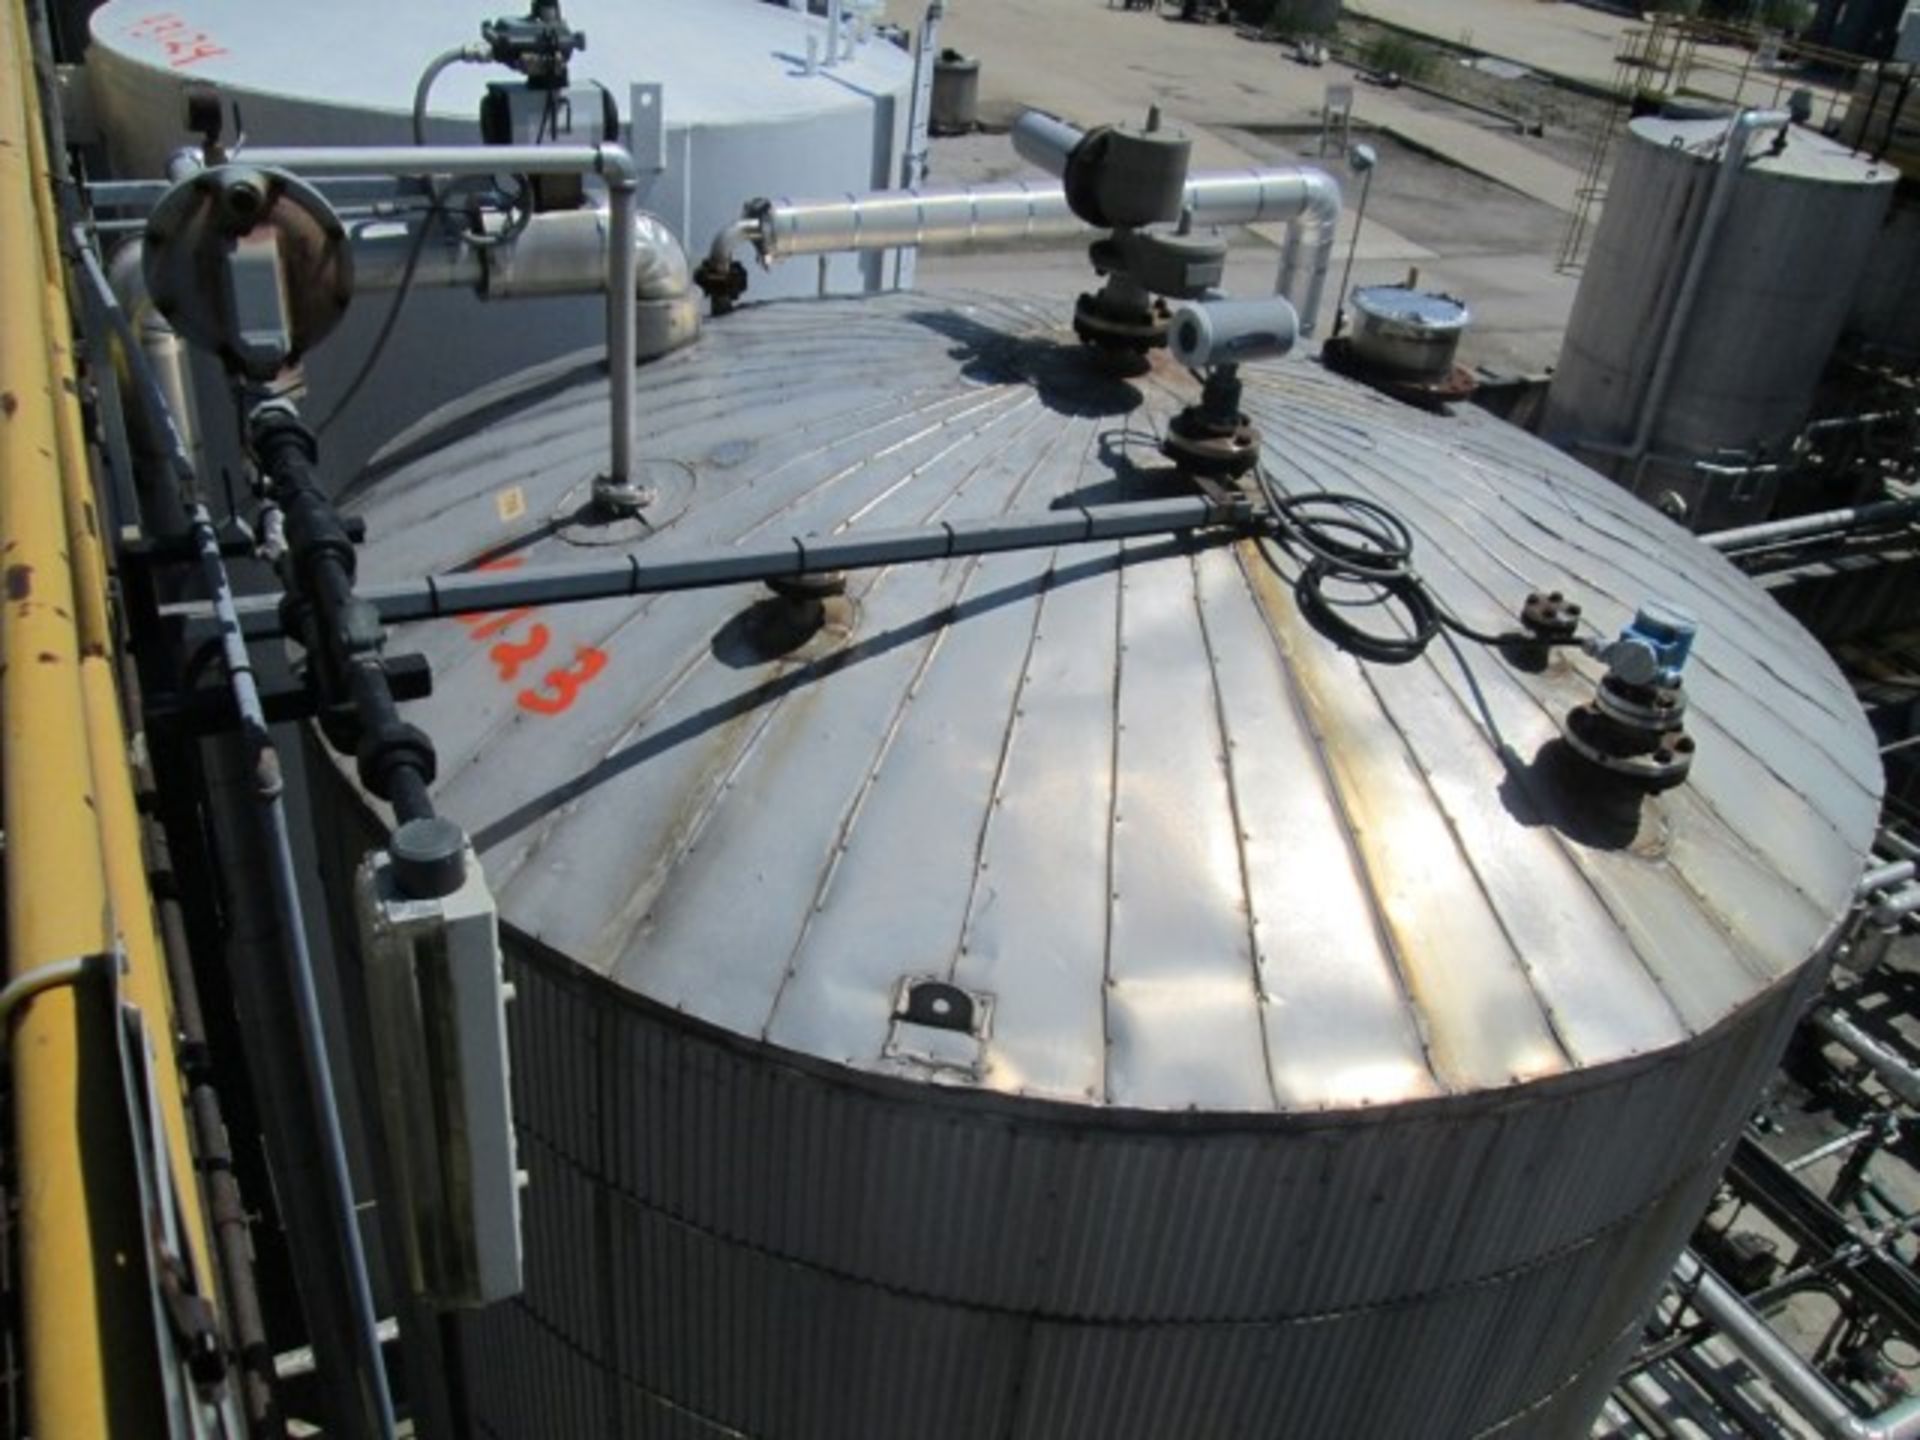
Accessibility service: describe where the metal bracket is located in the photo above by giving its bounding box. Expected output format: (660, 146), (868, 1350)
(884, 976), (993, 1077)
(627, 82), (666, 200)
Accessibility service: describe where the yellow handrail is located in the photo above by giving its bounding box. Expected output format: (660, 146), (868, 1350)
(2, 0), (215, 1430)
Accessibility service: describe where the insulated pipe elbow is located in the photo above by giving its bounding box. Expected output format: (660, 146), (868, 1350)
(476, 206), (696, 356)
(1274, 167), (1341, 337)
(630, 211), (691, 301)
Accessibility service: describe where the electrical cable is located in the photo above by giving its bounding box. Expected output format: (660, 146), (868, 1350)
(314, 45), (480, 438)
(313, 199), (440, 438)
(317, 43), (542, 437)
(1252, 462), (1591, 666)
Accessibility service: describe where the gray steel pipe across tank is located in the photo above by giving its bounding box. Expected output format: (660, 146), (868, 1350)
(1675, 1251), (1920, 1439)
(712, 148), (1344, 331)
(204, 494), (1252, 638)
(242, 144), (642, 487)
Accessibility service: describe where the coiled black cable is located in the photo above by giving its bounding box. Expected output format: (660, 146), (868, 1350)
(1253, 464), (1586, 665)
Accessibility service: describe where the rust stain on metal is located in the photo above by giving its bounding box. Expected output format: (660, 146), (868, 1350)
(5, 564), (32, 600)
(35, 652), (58, 664)
(0, 391), (16, 417)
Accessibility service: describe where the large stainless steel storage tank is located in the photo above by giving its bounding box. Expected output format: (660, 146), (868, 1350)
(85, 0), (914, 480)
(1544, 116), (1894, 529)
(324, 291), (1880, 1438)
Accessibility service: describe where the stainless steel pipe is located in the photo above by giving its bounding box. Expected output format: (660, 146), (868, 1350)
(717, 163), (1345, 332)
(1703, 495), (1920, 552)
(243, 144), (641, 485)
(1674, 1251), (1920, 1439)
(1811, 1006), (1920, 1109)
(1010, 109), (1085, 174)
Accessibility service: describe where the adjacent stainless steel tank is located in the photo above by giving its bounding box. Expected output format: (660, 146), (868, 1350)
(1545, 116), (1895, 528)
(326, 291), (1881, 1438)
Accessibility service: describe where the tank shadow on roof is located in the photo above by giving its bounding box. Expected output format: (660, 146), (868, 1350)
(905, 308), (1145, 418)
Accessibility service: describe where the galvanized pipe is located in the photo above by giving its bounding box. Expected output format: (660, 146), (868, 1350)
(241, 144), (640, 485)
(1704, 495), (1920, 552)
(1871, 887), (1920, 928)
(1623, 109), (1792, 488)
(1810, 1007), (1920, 1109)
(1861, 860), (1918, 895)
(1674, 1251), (1920, 1439)
(721, 162), (1344, 331)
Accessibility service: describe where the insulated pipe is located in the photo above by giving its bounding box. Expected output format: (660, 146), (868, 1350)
(1810, 1007), (1920, 1109)
(1622, 109), (1792, 487)
(1675, 1251), (1920, 1439)
(106, 238), (208, 494)
(349, 207), (695, 304)
(1704, 495), (1920, 552)
(1010, 108), (1086, 174)
(721, 163), (1345, 332)
(241, 144), (640, 486)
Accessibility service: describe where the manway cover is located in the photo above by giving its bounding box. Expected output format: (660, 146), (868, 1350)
(342, 290), (1880, 1116)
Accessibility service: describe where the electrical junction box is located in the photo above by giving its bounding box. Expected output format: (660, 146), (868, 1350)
(355, 843), (522, 1309)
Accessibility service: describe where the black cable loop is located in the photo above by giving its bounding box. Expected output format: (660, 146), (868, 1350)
(1254, 463), (1588, 666)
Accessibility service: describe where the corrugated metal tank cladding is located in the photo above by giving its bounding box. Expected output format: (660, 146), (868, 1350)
(1544, 117), (1894, 526)
(330, 293), (1880, 1437)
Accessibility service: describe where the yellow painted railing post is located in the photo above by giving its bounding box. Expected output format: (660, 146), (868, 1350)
(16, 0), (215, 1305)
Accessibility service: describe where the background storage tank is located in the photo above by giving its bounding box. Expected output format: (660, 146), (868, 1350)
(320, 292), (1879, 1438)
(85, 0), (915, 480)
(1544, 115), (1895, 529)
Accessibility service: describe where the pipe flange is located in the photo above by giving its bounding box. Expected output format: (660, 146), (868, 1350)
(1520, 589), (1582, 642)
(1163, 406), (1260, 479)
(551, 460), (697, 545)
(1564, 703), (1696, 792)
(694, 256), (749, 315)
(1594, 673), (1687, 732)
(1072, 291), (1170, 357)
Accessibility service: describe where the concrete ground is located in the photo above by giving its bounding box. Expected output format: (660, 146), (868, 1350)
(1347, 0), (1638, 91)
(918, 0), (1589, 374)
(1351, 0), (1858, 115)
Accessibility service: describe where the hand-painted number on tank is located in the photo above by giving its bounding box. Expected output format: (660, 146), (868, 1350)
(455, 555), (607, 715)
(488, 625), (552, 683)
(121, 12), (229, 69)
(516, 646), (608, 715)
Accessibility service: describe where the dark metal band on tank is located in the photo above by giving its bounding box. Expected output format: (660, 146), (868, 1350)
(212, 493), (1254, 638)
